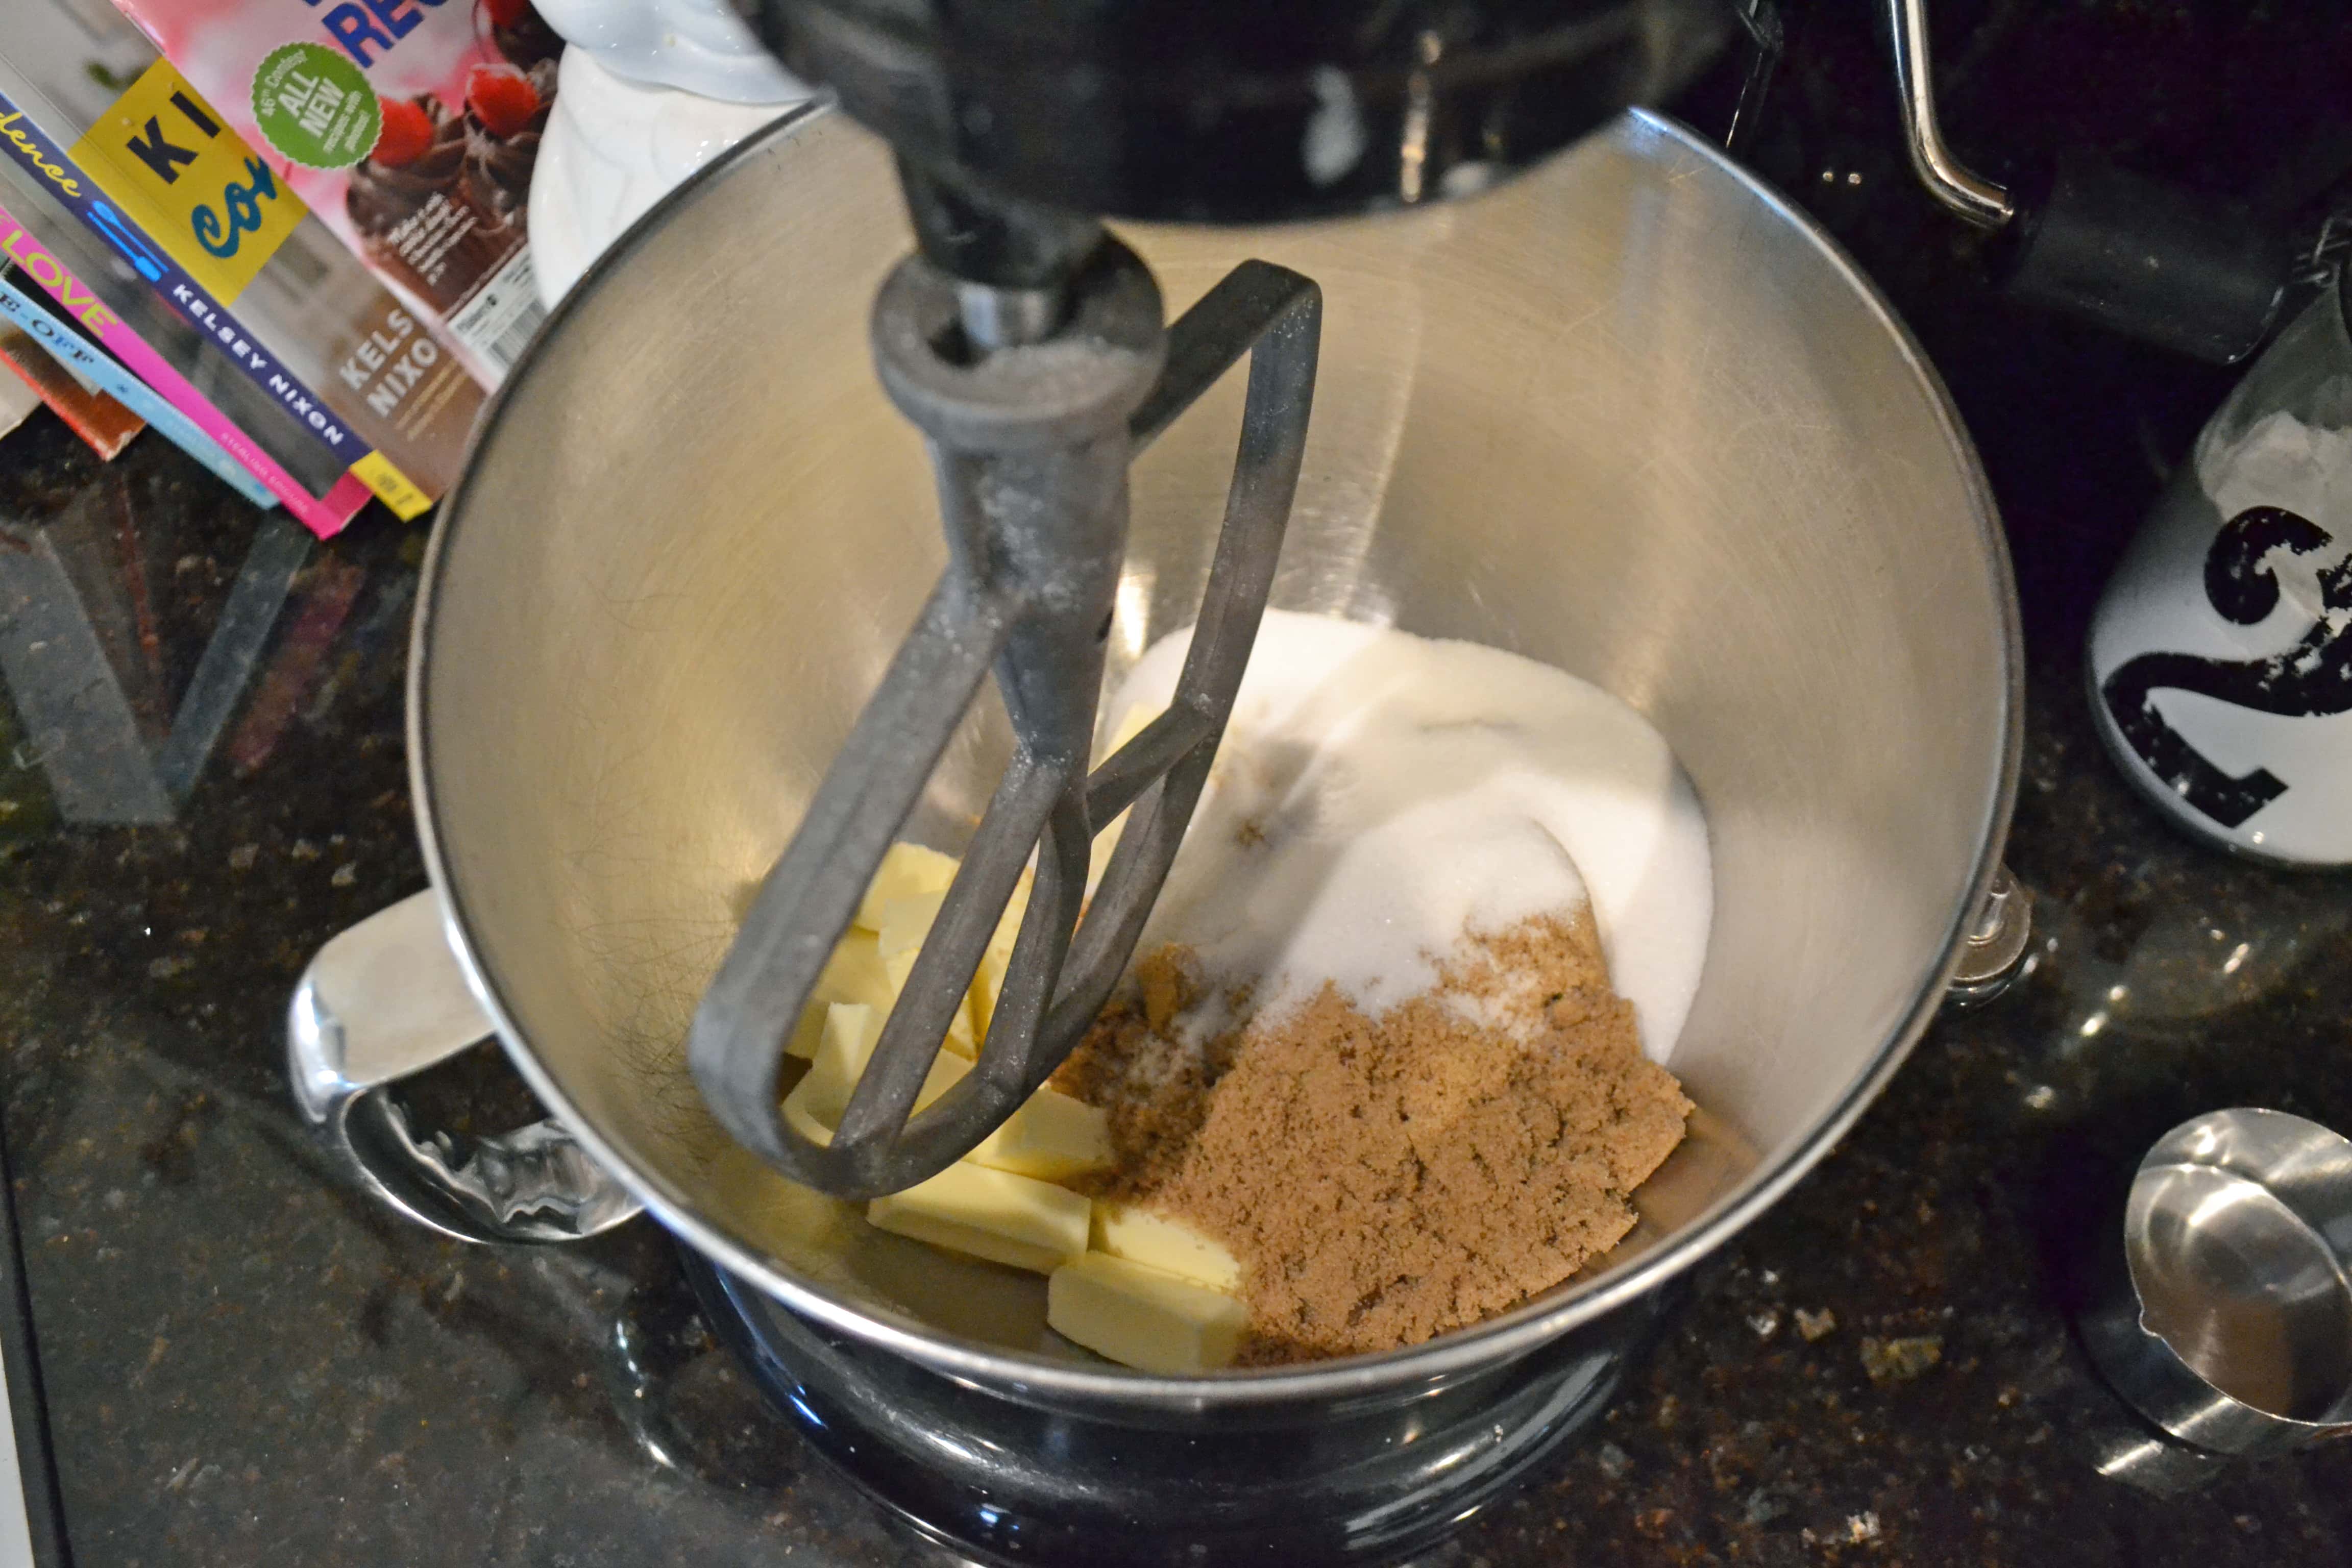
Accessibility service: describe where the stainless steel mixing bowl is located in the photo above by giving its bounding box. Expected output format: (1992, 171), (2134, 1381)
(292, 103), (2018, 1559)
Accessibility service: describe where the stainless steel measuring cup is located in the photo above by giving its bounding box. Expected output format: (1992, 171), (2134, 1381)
(2082, 1108), (2352, 1456)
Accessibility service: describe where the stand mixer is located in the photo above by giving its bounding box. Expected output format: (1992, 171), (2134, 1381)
(298, 44), (2021, 1555)
(688, 0), (1737, 1196)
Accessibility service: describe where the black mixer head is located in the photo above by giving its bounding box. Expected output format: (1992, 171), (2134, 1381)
(747, 0), (1736, 229)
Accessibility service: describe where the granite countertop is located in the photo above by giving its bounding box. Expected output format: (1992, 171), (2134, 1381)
(8, 3), (2352, 1564)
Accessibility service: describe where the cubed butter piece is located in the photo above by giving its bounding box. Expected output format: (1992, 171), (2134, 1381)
(877, 890), (979, 1054)
(868, 1163), (1090, 1275)
(1047, 1251), (1246, 1374)
(968, 1086), (1111, 1182)
(854, 843), (960, 932)
(784, 1002), (970, 1132)
(781, 1090), (835, 1147)
(787, 929), (896, 1059)
(1091, 1204), (1242, 1293)
(881, 944), (978, 1056)
(783, 1001), (880, 1127)
(972, 949), (1012, 1044)
(970, 871), (1033, 1043)
(816, 928), (893, 1009)
(874, 889), (946, 961)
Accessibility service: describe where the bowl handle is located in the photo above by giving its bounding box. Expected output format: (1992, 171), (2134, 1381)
(286, 892), (643, 1244)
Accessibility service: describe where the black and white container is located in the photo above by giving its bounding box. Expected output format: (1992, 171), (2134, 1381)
(2091, 283), (2352, 865)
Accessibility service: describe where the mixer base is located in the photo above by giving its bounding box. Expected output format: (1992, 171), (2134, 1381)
(680, 1248), (1673, 1565)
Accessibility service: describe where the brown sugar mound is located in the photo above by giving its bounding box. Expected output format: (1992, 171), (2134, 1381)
(1056, 909), (1692, 1364)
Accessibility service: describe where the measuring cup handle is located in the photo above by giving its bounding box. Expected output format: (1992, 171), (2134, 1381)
(287, 891), (643, 1244)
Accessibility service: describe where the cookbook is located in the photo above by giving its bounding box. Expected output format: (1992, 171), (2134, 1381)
(0, 0), (492, 525)
(110, 0), (561, 388)
(0, 189), (368, 531)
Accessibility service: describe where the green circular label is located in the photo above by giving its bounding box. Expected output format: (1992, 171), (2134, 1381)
(250, 42), (381, 170)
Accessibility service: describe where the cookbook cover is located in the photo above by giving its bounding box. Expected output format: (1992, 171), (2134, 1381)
(111, 0), (559, 388)
(0, 1), (488, 519)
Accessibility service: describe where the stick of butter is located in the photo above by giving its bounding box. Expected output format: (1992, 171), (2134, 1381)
(967, 1086), (1111, 1182)
(1047, 1251), (1247, 1374)
(1092, 1204), (1243, 1293)
(854, 842), (961, 931)
(868, 1163), (1091, 1275)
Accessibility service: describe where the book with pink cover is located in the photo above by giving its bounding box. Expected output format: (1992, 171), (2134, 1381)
(111, 0), (558, 387)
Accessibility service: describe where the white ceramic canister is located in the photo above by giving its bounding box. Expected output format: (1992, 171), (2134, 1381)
(527, 0), (809, 307)
(2089, 282), (2352, 865)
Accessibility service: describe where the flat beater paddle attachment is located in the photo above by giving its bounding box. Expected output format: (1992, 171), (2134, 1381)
(688, 239), (1321, 1199)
